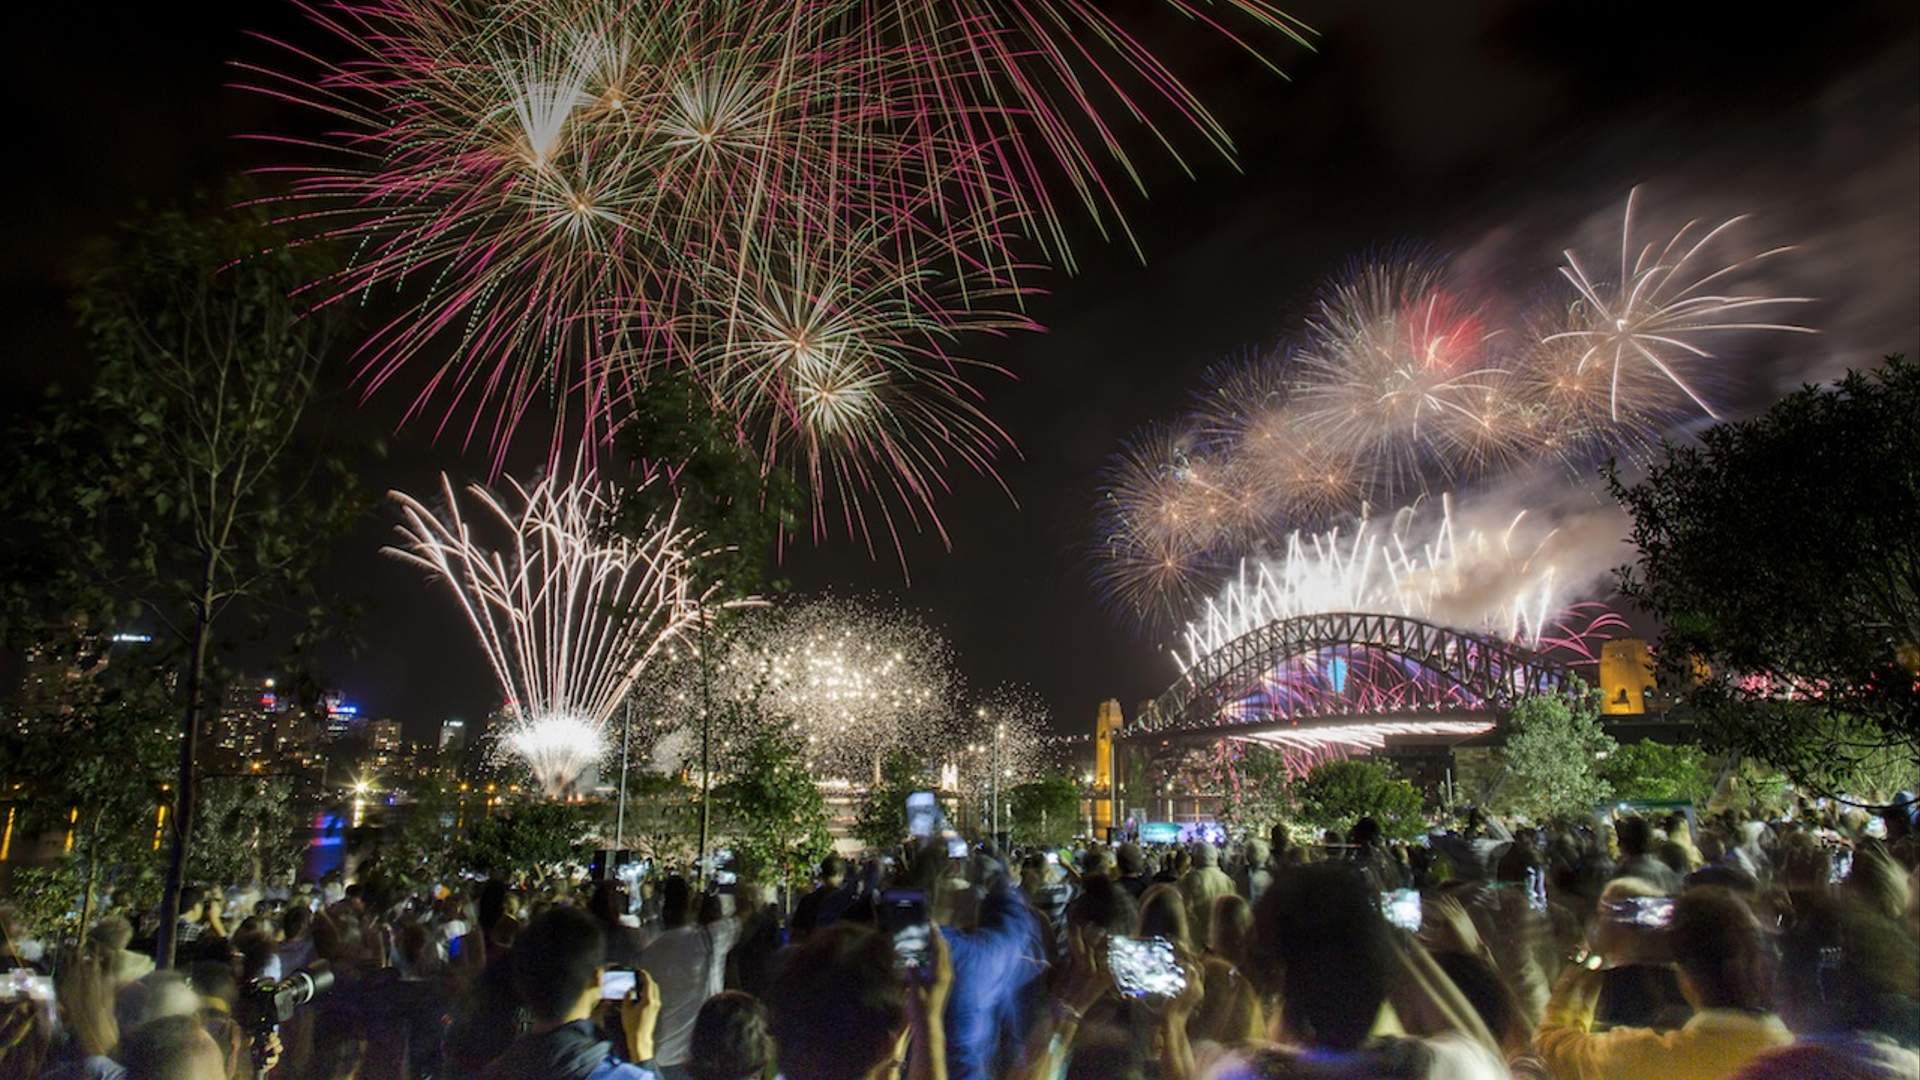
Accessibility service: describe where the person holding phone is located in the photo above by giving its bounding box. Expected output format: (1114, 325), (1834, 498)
(481, 907), (662, 1080)
(1537, 888), (1790, 1080)
(765, 921), (952, 1080)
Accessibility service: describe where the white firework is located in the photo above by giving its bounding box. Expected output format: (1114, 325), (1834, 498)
(638, 598), (961, 783)
(1175, 494), (1561, 672)
(1546, 185), (1816, 421)
(386, 468), (714, 797)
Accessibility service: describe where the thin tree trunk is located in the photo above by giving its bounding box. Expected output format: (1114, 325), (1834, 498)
(156, 561), (215, 969)
(78, 812), (100, 934)
(696, 611), (712, 890)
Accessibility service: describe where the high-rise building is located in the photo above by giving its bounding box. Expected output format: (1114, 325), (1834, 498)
(210, 676), (282, 768)
(321, 693), (361, 741)
(439, 717), (467, 753)
(367, 718), (404, 766)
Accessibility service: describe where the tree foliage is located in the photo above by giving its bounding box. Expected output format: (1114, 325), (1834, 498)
(0, 646), (175, 934)
(1292, 759), (1427, 840)
(189, 774), (305, 890)
(601, 768), (701, 865)
(1611, 357), (1920, 803)
(453, 800), (591, 885)
(1006, 776), (1080, 847)
(0, 183), (369, 960)
(618, 370), (800, 601)
(853, 751), (935, 850)
(1492, 694), (1616, 821)
(1215, 745), (1296, 836)
(713, 729), (832, 892)
(1598, 741), (1712, 805)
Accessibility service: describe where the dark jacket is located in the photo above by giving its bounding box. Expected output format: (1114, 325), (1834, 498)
(479, 1019), (657, 1080)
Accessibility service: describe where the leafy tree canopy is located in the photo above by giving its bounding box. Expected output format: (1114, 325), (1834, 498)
(618, 370), (800, 602)
(713, 728), (832, 891)
(1215, 745), (1295, 836)
(1611, 357), (1920, 803)
(1292, 759), (1427, 841)
(1006, 776), (1080, 847)
(853, 751), (937, 850)
(1599, 740), (1712, 805)
(453, 800), (592, 884)
(1494, 693), (1616, 821)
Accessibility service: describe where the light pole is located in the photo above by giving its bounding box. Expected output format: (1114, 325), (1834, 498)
(614, 697), (631, 852)
(696, 607), (713, 891)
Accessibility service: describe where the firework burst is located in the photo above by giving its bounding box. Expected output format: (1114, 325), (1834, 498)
(1174, 493), (1565, 673)
(1093, 190), (1812, 625)
(385, 468), (715, 796)
(950, 685), (1054, 805)
(241, 0), (1310, 554)
(639, 597), (961, 783)
(1545, 185), (1816, 422)
(1292, 257), (1508, 494)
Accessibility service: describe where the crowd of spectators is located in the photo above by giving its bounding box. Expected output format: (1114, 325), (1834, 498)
(1, 799), (1915, 1079)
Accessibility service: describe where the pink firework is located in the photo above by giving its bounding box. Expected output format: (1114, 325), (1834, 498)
(236, 0), (1310, 555)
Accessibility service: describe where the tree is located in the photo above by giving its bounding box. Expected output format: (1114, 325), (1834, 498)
(372, 777), (464, 888)
(1611, 357), (1920, 805)
(453, 800), (590, 885)
(713, 729), (832, 897)
(1215, 744), (1295, 837)
(617, 370), (803, 884)
(190, 774), (305, 890)
(1292, 759), (1427, 841)
(1493, 694), (1616, 821)
(854, 751), (936, 850)
(1599, 741), (1713, 805)
(599, 768), (701, 866)
(1006, 776), (1080, 847)
(0, 185), (367, 965)
(0, 643), (175, 935)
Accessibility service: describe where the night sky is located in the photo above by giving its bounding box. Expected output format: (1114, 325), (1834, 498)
(3, 1), (1915, 742)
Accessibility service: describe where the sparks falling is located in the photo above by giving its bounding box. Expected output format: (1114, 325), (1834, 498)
(385, 468), (715, 796)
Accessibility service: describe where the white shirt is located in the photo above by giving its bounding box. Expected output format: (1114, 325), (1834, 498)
(637, 922), (735, 1066)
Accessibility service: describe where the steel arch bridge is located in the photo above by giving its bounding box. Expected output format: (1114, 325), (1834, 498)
(1127, 611), (1587, 744)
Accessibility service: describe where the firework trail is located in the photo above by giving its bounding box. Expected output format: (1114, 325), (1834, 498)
(385, 467), (716, 796)
(240, 0), (1310, 555)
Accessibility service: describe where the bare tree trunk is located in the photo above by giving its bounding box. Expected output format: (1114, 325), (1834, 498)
(156, 560), (215, 969)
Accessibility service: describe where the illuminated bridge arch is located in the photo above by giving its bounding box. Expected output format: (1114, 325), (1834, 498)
(1128, 611), (1587, 745)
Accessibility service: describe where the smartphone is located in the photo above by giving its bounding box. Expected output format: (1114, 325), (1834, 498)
(1526, 867), (1549, 915)
(907, 791), (938, 839)
(1109, 935), (1184, 1000)
(1381, 889), (1422, 932)
(1828, 849), (1853, 885)
(879, 889), (932, 974)
(945, 835), (968, 859)
(892, 923), (934, 974)
(1044, 850), (1059, 866)
(880, 888), (928, 930)
(600, 969), (637, 1001)
(1607, 896), (1676, 929)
